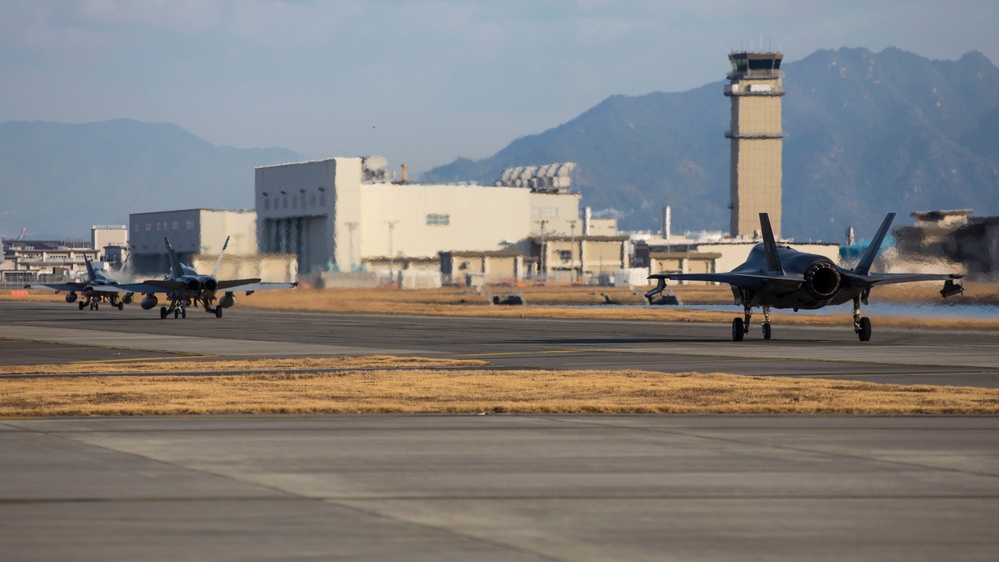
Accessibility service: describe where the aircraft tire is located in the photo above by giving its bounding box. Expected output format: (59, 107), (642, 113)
(858, 317), (872, 342)
(117, 302), (124, 311)
(160, 307), (168, 319)
(94, 303), (99, 311)
(732, 318), (745, 341)
(79, 302), (85, 310)
(762, 323), (772, 340)
(181, 309), (186, 319)
(215, 307), (223, 318)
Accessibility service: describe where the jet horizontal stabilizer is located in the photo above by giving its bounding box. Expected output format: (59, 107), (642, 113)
(941, 277), (964, 298)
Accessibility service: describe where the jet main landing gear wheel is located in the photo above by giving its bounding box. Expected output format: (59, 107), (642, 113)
(762, 323), (772, 340)
(731, 317), (745, 341)
(857, 317), (872, 342)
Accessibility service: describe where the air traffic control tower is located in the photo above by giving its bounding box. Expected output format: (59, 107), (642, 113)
(725, 51), (784, 239)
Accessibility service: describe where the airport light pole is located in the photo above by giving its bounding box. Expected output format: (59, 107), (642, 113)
(385, 220), (398, 280)
(536, 219), (548, 281)
(346, 222), (358, 271)
(568, 219), (577, 283)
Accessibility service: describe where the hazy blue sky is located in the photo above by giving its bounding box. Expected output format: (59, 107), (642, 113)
(2, 0), (997, 174)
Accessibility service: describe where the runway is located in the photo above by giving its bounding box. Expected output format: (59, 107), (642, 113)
(2, 300), (999, 560)
(1, 300), (998, 387)
(2, 415), (999, 561)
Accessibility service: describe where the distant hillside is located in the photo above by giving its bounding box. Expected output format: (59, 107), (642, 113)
(0, 119), (300, 239)
(424, 48), (999, 242)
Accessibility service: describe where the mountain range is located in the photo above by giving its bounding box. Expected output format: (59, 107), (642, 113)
(2, 47), (998, 243)
(424, 47), (999, 242)
(0, 119), (299, 239)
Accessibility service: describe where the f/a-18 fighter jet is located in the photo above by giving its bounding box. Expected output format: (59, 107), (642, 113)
(121, 236), (297, 319)
(26, 256), (134, 311)
(644, 213), (964, 342)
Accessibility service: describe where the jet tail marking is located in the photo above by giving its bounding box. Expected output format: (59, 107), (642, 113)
(759, 213), (784, 275)
(854, 213), (895, 275)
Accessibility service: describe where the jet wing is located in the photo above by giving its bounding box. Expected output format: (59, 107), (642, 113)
(842, 272), (962, 289)
(25, 283), (81, 292)
(649, 272), (804, 290)
(216, 278), (262, 291)
(25, 283), (131, 295)
(115, 281), (180, 294)
(221, 281), (299, 293)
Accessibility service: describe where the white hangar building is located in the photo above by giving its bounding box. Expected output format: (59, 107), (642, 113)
(254, 156), (582, 277)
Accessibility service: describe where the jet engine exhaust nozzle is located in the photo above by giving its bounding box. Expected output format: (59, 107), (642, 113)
(804, 261), (841, 300)
(186, 278), (202, 293)
(203, 277), (219, 293)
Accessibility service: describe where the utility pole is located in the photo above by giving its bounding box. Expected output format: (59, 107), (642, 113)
(536, 219), (548, 281)
(385, 220), (399, 278)
(346, 222), (358, 271)
(568, 219), (577, 283)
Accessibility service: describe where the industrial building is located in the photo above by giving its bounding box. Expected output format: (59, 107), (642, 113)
(129, 209), (257, 274)
(0, 225), (128, 284)
(893, 209), (995, 280)
(255, 157), (596, 284)
(127, 209), (295, 282)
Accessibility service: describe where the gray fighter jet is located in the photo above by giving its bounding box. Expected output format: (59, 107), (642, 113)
(122, 236), (297, 319)
(644, 213), (964, 342)
(26, 256), (134, 311)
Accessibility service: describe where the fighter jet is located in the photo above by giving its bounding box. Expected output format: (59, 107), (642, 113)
(123, 236), (297, 319)
(644, 213), (964, 342)
(26, 256), (134, 311)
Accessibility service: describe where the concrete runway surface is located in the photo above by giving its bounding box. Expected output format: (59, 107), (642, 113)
(1, 300), (998, 387)
(2, 301), (999, 560)
(2, 415), (999, 561)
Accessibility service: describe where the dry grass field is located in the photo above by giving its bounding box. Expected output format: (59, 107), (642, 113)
(4, 282), (999, 417)
(3, 356), (998, 416)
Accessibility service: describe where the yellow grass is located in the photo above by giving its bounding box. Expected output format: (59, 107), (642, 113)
(2, 356), (998, 416)
(3, 367), (998, 416)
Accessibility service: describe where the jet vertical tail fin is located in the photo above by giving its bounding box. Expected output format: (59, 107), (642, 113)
(164, 237), (185, 278)
(759, 213), (784, 275)
(212, 236), (230, 278)
(854, 213), (895, 275)
(84, 256), (98, 281)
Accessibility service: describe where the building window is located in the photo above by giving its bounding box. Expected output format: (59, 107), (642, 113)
(557, 250), (572, 262)
(172, 221), (179, 230)
(427, 213), (450, 226)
